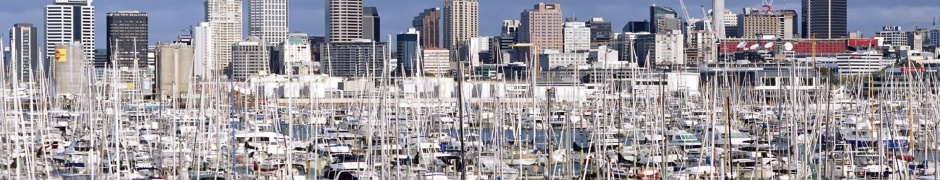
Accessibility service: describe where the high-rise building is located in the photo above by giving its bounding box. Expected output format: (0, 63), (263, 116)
(45, 0), (95, 62)
(624, 21), (651, 33)
(413, 8), (441, 48)
(908, 29), (929, 51)
(443, 0), (479, 50)
(422, 48), (451, 76)
(326, 0), (363, 42)
(249, 0), (289, 44)
(205, 0), (243, 74)
(636, 30), (684, 67)
(155, 43), (194, 101)
(564, 22), (591, 53)
(719, 9), (739, 38)
(93, 49), (107, 68)
(501, 20), (521, 39)
(52, 42), (86, 95)
(362, 6), (381, 41)
(650, 5), (681, 34)
(308, 36), (326, 62)
(9, 23), (39, 82)
(107, 11), (149, 68)
(929, 30), (940, 46)
(273, 33), (312, 75)
(519, 3), (564, 54)
(802, 0), (848, 39)
(587, 18), (611, 44)
(193, 22), (214, 79)
(320, 40), (388, 77)
(231, 36), (270, 81)
(875, 26), (908, 47)
(396, 28), (420, 76)
(737, 8), (797, 39)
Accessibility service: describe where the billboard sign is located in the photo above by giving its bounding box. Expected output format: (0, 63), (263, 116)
(54, 48), (67, 63)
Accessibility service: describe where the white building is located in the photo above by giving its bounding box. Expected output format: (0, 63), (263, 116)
(589, 45), (619, 64)
(45, 0), (95, 61)
(249, 0), (289, 44)
(538, 50), (588, 70)
(277, 33), (312, 75)
(834, 51), (895, 76)
(205, 0), (243, 73)
(563, 21), (590, 53)
(874, 26), (908, 47)
(193, 22), (214, 79)
(464, 36), (489, 66)
(155, 43), (194, 101)
(422, 48), (451, 76)
(637, 30), (685, 67)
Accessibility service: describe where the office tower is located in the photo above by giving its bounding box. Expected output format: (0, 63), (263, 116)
(501, 20), (520, 39)
(205, 0), (243, 74)
(231, 36), (270, 81)
(443, 0), (479, 50)
(249, 0), (289, 44)
(273, 33), (311, 75)
(93, 49), (107, 68)
(650, 5), (681, 33)
(155, 43), (194, 102)
(519, 3), (564, 54)
(362, 6), (380, 41)
(326, 0), (363, 42)
(52, 42), (86, 95)
(636, 30), (684, 67)
(396, 28), (420, 76)
(875, 26), (908, 47)
(9, 23), (39, 82)
(413, 8), (441, 48)
(930, 30), (940, 46)
(587, 18), (611, 44)
(720, 10), (739, 38)
(624, 21), (651, 33)
(320, 40), (388, 77)
(308, 36), (326, 62)
(564, 22), (591, 53)
(802, 0), (848, 38)
(908, 29), (929, 51)
(192, 22), (214, 79)
(45, 0), (95, 62)
(737, 8), (797, 39)
(422, 48), (451, 76)
(107, 11), (149, 68)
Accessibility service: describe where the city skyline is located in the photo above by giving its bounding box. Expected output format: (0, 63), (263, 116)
(0, 0), (938, 47)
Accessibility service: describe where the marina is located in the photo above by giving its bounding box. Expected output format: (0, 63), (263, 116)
(4, 60), (940, 180)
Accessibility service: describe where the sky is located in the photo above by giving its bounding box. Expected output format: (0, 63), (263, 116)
(1, 0), (939, 48)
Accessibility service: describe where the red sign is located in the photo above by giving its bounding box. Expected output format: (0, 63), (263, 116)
(901, 67), (926, 72)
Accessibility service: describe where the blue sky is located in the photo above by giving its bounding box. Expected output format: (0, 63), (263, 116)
(1, 0), (938, 47)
